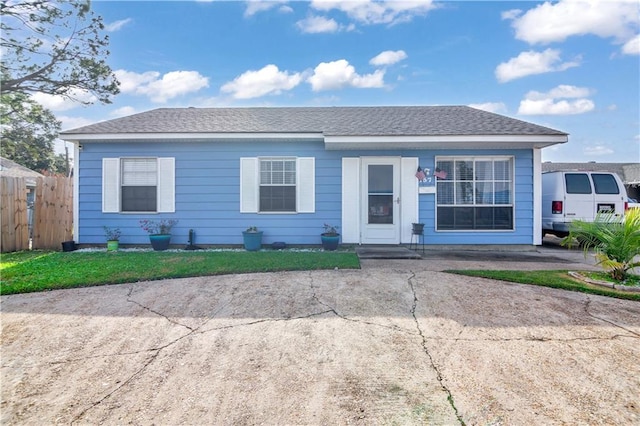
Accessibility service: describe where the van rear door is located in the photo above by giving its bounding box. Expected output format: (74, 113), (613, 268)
(591, 173), (623, 215)
(564, 173), (594, 221)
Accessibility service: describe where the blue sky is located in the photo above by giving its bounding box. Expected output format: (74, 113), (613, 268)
(48, 0), (639, 163)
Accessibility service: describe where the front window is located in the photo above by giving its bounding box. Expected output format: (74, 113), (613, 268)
(436, 157), (514, 230)
(260, 158), (296, 212)
(121, 158), (157, 212)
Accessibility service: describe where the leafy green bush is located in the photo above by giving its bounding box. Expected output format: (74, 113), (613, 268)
(562, 209), (640, 281)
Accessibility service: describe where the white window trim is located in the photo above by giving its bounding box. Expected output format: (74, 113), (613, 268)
(102, 157), (175, 214)
(434, 155), (515, 232)
(240, 156), (315, 214)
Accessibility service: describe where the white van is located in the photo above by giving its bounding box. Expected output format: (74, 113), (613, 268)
(542, 171), (628, 237)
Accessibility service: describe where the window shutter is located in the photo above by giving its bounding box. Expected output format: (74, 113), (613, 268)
(157, 157), (175, 213)
(400, 157), (419, 243)
(341, 158), (360, 244)
(297, 157), (315, 213)
(102, 158), (120, 213)
(240, 157), (259, 213)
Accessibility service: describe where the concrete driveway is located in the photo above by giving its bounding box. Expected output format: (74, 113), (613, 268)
(2, 246), (639, 425)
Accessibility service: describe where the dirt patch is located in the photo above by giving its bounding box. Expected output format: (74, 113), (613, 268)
(2, 265), (639, 425)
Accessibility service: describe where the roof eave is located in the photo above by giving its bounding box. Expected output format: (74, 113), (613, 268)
(323, 134), (569, 150)
(60, 131), (568, 150)
(60, 132), (325, 142)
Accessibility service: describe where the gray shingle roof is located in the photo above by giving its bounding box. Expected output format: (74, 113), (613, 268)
(61, 106), (567, 137)
(0, 156), (45, 186)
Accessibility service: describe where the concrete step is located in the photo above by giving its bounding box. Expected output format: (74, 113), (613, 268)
(355, 246), (422, 259)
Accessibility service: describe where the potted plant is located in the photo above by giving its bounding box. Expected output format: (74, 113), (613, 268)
(242, 226), (263, 251)
(103, 226), (121, 251)
(321, 223), (340, 251)
(139, 219), (178, 251)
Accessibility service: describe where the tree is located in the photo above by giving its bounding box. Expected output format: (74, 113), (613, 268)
(1, 0), (120, 104)
(52, 153), (72, 176)
(0, 90), (61, 172)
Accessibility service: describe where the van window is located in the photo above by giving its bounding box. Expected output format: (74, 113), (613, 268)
(565, 173), (592, 194)
(592, 174), (620, 194)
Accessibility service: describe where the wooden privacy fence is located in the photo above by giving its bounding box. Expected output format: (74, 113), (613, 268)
(1, 176), (73, 252)
(1, 177), (29, 252)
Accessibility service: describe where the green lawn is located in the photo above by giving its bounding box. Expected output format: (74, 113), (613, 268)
(5, 250), (638, 301)
(0, 249), (361, 295)
(446, 269), (640, 301)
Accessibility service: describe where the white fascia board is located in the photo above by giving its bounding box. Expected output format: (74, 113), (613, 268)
(324, 135), (568, 150)
(60, 132), (325, 142)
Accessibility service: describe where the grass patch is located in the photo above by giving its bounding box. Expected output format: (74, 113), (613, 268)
(0, 250), (360, 295)
(445, 269), (640, 301)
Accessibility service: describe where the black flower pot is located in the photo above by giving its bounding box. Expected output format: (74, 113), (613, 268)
(61, 240), (76, 252)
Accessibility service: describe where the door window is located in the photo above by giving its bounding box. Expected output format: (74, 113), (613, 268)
(368, 164), (393, 224)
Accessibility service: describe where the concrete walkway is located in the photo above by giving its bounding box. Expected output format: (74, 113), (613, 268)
(1, 247), (639, 425)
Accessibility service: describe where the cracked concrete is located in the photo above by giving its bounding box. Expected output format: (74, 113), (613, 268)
(1, 247), (639, 425)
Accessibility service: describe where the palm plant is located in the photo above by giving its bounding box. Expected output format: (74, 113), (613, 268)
(562, 209), (640, 281)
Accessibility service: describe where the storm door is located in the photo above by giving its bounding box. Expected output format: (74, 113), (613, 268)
(361, 157), (401, 244)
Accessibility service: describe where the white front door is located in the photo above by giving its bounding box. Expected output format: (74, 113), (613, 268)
(361, 157), (401, 244)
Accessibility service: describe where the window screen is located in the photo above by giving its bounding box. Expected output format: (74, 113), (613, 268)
(260, 158), (296, 212)
(436, 157), (513, 230)
(121, 158), (157, 212)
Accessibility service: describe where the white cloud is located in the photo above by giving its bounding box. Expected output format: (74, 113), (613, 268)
(310, 0), (436, 25)
(504, 0), (639, 47)
(369, 50), (407, 66)
(58, 115), (95, 132)
(622, 34), (640, 55)
(296, 15), (340, 33)
(221, 64), (302, 99)
(114, 70), (159, 93)
(104, 18), (132, 32)
(468, 102), (507, 114)
(114, 70), (209, 103)
(519, 98), (595, 115)
(31, 89), (97, 112)
(525, 84), (592, 101)
(307, 59), (385, 91)
(501, 9), (521, 21)
(584, 145), (615, 156)
(495, 48), (580, 83)
(518, 85), (595, 115)
(110, 106), (137, 117)
(244, 0), (290, 17)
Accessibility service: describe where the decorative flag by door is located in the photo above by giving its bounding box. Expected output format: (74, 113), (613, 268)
(415, 166), (426, 181)
(434, 168), (448, 179)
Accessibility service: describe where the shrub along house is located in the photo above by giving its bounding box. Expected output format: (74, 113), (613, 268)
(60, 106), (568, 248)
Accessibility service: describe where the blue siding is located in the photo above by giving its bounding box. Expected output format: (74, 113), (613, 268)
(77, 140), (535, 246)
